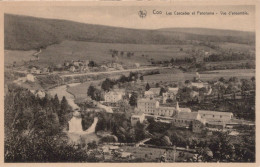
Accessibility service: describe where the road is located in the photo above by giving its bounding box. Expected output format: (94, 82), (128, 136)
(60, 66), (171, 78)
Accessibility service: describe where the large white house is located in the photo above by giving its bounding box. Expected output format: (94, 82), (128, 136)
(104, 91), (123, 103)
(137, 98), (190, 117)
(137, 99), (159, 114)
(172, 112), (202, 128)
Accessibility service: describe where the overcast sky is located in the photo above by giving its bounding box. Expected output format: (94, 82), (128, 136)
(4, 5), (255, 31)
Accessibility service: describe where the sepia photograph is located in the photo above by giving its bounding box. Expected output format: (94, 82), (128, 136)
(2, 2), (257, 163)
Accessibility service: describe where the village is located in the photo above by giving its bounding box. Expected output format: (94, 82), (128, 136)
(8, 51), (255, 162)
(64, 70), (254, 162)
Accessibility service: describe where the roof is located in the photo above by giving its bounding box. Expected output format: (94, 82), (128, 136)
(105, 91), (122, 96)
(191, 82), (207, 88)
(168, 87), (179, 94)
(144, 91), (154, 95)
(138, 98), (159, 103)
(149, 88), (161, 94)
(158, 106), (176, 110)
(121, 152), (132, 157)
(132, 113), (145, 118)
(175, 112), (199, 120)
(198, 110), (233, 116)
(180, 108), (191, 113)
(109, 146), (119, 150)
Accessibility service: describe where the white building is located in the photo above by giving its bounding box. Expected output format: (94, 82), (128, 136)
(154, 106), (177, 117)
(144, 88), (161, 98)
(162, 87), (179, 103)
(104, 91), (123, 103)
(137, 99), (159, 114)
(69, 66), (76, 72)
(198, 110), (233, 122)
(131, 113), (145, 126)
(26, 74), (35, 82)
(190, 82), (208, 89)
(137, 99), (190, 117)
(173, 112), (202, 128)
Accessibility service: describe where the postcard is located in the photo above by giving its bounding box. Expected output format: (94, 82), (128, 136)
(0, 0), (259, 166)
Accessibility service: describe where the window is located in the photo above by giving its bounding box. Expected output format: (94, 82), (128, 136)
(213, 115), (215, 117)
(220, 115), (222, 118)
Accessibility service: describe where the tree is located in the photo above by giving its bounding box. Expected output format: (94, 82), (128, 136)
(87, 86), (103, 101)
(87, 85), (96, 98)
(60, 96), (70, 113)
(134, 121), (146, 141)
(4, 87), (91, 162)
(87, 141), (98, 150)
(219, 77), (226, 83)
(160, 87), (167, 96)
(208, 132), (235, 162)
(185, 80), (190, 84)
(88, 60), (97, 67)
(129, 92), (138, 106)
(52, 94), (60, 112)
(140, 75), (144, 81)
(145, 83), (150, 91)
(101, 78), (114, 92)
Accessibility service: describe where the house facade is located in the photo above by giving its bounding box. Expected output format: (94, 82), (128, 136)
(137, 99), (159, 114)
(198, 110), (233, 122)
(172, 112), (202, 128)
(154, 106), (178, 117)
(137, 99), (190, 117)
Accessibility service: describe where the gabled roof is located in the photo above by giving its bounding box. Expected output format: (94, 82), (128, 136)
(198, 110), (233, 116)
(144, 91), (154, 95)
(149, 88), (161, 94)
(168, 87), (179, 94)
(180, 108), (191, 113)
(175, 112), (199, 120)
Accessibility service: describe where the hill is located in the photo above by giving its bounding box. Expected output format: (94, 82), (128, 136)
(4, 14), (255, 50)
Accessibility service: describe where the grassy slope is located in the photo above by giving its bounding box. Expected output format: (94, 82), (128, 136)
(5, 14), (255, 50)
(33, 41), (194, 66)
(159, 27), (255, 44)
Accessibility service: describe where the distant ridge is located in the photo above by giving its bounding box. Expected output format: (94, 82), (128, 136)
(4, 14), (255, 50)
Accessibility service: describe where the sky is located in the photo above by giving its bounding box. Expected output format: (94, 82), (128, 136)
(4, 5), (255, 31)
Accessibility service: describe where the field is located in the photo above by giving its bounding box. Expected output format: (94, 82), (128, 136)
(67, 79), (104, 100)
(19, 40), (217, 67)
(4, 50), (37, 66)
(144, 69), (255, 83)
(218, 42), (255, 53)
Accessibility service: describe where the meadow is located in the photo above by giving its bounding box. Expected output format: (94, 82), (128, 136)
(4, 50), (37, 66)
(143, 69), (255, 83)
(19, 40), (214, 67)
